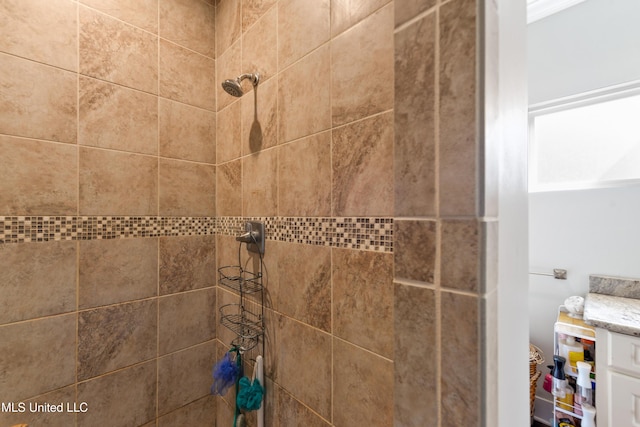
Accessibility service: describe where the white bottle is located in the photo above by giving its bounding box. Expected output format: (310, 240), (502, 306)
(575, 360), (593, 415)
(561, 336), (584, 374)
(581, 402), (596, 427)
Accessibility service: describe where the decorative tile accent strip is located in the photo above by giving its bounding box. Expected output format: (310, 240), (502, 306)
(1, 216), (393, 252)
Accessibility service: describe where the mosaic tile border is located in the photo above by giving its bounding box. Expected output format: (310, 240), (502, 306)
(0, 216), (393, 252)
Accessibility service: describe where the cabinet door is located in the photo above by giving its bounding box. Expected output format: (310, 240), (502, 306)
(611, 371), (640, 426)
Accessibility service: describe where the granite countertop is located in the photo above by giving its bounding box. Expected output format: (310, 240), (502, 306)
(583, 275), (640, 337)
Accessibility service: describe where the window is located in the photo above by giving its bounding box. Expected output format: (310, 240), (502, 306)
(529, 84), (640, 192)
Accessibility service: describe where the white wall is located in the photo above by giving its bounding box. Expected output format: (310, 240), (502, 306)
(528, 0), (640, 104)
(528, 185), (640, 421)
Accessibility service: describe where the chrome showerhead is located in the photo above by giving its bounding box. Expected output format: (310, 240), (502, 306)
(221, 73), (260, 97)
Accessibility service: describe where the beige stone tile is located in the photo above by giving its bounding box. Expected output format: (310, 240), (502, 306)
(160, 0), (215, 57)
(439, 0), (478, 216)
(0, 136), (77, 215)
(0, 314), (76, 401)
(79, 238), (158, 309)
(217, 100), (242, 162)
(394, 219), (436, 283)
(159, 98), (216, 163)
(333, 249), (393, 358)
(333, 338), (393, 427)
(215, 0), (240, 57)
(276, 314), (331, 419)
(159, 158), (216, 216)
(216, 396), (236, 426)
(160, 39), (216, 110)
(0, 0), (77, 71)
(80, 6), (158, 93)
(77, 361), (157, 427)
(278, 0), (329, 70)
(441, 291), (480, 426)
(79, 147), (158, 215)
(216, 40), (242, 112)
(159, 235), (216, 295)
(241, 74), (278, 155)
(274, 242), (331, 331)
(242, 0), (276, 32)
(158, 341), (216, 415)
(216, 160), (242, 216)
(157, 396), (216, 426)
(277, 44), (331, 143)
(279, 132), (331, 216)
(394, 13), (436, 217)
(78, 299), (157, 380)
(395, 0), (437, 27)
(243, 149), (277, 216)
(0, 386), (76, 427)
(242, 5), (277, 82)
(331, 0), (389, 36)
(80, 0), (158, 33)
(331, 4), (393, 126)
(394, 283), (438, 426)
(0, 241), (76, 324)
(441, 219), (479, 292)
(215, 288), (242, 351)
(79, 76), (158, 155)
(275, 383), (330, 427)
(0, 54), (77, 143)
(159, 288), (216, 355)
(332, 112), (394, 216)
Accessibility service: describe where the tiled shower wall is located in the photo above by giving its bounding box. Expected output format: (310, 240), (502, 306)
(0, 0), (218, 426)
(213, 0), (396, 425)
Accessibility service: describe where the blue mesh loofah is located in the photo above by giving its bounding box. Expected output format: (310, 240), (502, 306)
(211, 351), (240, 396)
(236, 376), (264, 411)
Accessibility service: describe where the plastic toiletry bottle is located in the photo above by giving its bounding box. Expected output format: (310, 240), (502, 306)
(575, 360), (593, 415)
(561, 336), (584, 374)
(581, 402), (596, 427)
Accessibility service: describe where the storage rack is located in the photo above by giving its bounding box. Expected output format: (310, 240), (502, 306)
(553, 305), (596, 426)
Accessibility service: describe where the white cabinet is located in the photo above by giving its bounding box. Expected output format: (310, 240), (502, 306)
(596, 328), (640, 427)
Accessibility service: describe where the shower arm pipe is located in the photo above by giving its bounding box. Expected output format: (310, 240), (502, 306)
(238, 73), (259, 86)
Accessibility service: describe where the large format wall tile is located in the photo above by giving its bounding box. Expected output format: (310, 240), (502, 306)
(79, 238), (158, 309)
(78, 299), (157, 380)
(159, 99), (216, 163)
(331, 4), (393, 126)
(79, 147), (158, 216)
(333, 338), (393, 427)
(332, 112), (394, 216)
(333, 249), (393, 358)
(395, 0), (437, 27)
(160, 40), (216, 110)
(0, 386), (76, 427)
(159, 159), (216, 216)
(241, 64), (278, 154)
(242, 0), (276, 32)
(0, 54), (77, 143)
(216, 40), (242, 112)
(160, 0), (215, 57)
(217, 100), (242, 162)
(79, 76), (158, 155)
(80, 0), (158, 33)
(439, 0), (478, 216)
(275, 383), (330, 427)
(441, 291), (479, 426)
(277, 44), (331, 143)
(159, 235), (216, 295)
(242, 7), (277, 83)
(274, 242), (331, 331)
(80, 6), (158, 94)
(0, 241), (76, 324)
(331, 0), (390, 37)
(441, 219), (479, 292)
(276, 314), (331, 419)
(278, 0), (329, 70)
(243, 149), (277, 216)
(158, 341), (216, 415)
(278, 132), (331, 216)
(159, 288), (216, 355)
(0, 136), (77, 215)
(77, 361), (157, 427)
(394, 12), (436, 217)
(0, 0), (77, 71)
(215, 0), (241, 57)
(216, 160), (242, 216)
(394, 283), (437, 426)
(157, 396), (216, 427)
(0, 314), (76, 402)
(394, 219), (437, 283)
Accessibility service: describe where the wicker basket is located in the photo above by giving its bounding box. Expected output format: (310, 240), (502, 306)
(529, 344), (545, 421)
